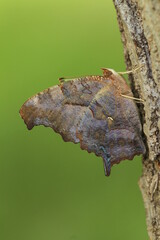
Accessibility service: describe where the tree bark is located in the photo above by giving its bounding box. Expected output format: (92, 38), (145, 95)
(112, 0), (160, 239)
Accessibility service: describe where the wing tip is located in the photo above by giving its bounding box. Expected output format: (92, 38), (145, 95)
(19, 104), (34, 130)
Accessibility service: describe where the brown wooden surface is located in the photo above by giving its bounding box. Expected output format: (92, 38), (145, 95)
(113, 0), (160, 239)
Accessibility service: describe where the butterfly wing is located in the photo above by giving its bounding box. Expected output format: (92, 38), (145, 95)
(20, 76), (108, 143)
(77, 84), (146, 175)
(20, 75), (145, 176)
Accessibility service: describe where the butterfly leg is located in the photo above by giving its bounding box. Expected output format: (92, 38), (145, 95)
(99, 146), (111, 176)
(59, 77), (66, 83)
(121, 94), (144, 103)
(118, 64), (144, 75)
(59, 77), (75, 83)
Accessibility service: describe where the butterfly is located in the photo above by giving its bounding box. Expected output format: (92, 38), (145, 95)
(19, 68), (146, 176)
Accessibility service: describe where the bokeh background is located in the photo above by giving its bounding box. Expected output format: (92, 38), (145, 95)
(0, 0), (149, 239)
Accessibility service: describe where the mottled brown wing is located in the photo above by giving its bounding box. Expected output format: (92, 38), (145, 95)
(20, 75), (145, 176)
(76, 84), (146, 175)
(20, 76), (108, 143)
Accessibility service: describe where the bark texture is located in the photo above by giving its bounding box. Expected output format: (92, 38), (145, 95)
(113, 0), (160, 239)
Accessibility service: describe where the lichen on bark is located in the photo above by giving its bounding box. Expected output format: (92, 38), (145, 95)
(113, 0), (160, 239)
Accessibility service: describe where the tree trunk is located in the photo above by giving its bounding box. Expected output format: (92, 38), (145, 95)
(112, 0), (160, 239)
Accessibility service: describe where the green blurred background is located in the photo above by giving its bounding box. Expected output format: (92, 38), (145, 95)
(0, 0), (148, 239)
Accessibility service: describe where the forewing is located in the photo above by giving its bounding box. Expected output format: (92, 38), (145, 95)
(19, 76), (108, 143)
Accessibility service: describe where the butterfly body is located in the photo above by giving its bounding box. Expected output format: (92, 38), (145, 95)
(20, 68), (146, 176)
